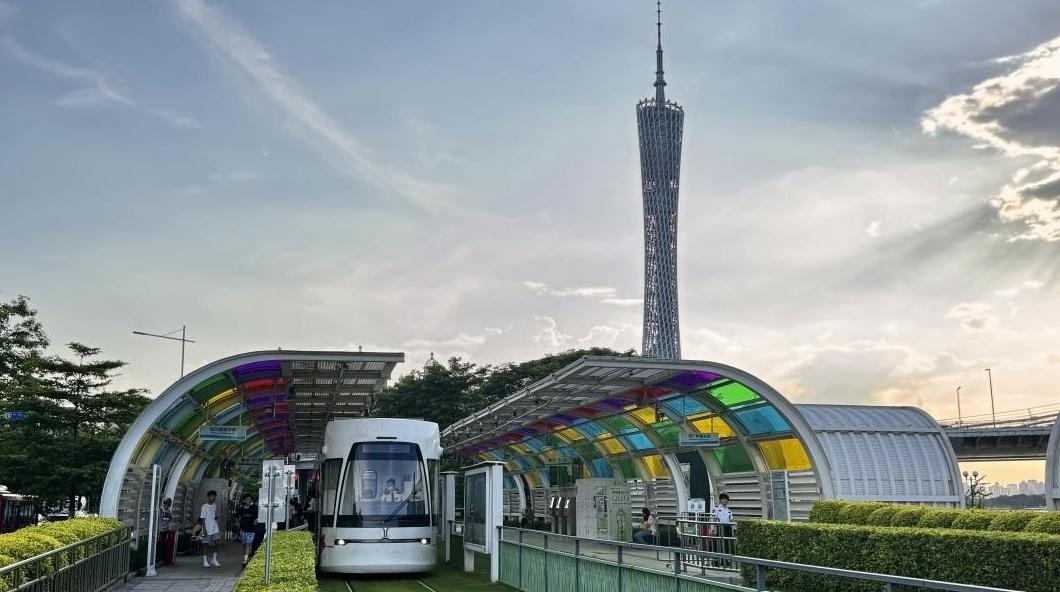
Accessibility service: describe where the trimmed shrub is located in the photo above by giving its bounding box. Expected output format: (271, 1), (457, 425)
(890, 507), (929, 527)
(1025, 513), (1060, 535)
(0, 516), (123, 581)
(917, 508), (963, 528)
(835, 502), (889, 525)
(234, 530), (316, 592)
(866, 506), (899, 526)
(738, 519), (1060, 592)
(808, 501), (844, 524)
(951, 510), (994, 530)
(989, 510), (1041, 532)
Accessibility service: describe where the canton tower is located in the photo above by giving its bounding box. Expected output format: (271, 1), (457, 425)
(637, 1), (683, 359)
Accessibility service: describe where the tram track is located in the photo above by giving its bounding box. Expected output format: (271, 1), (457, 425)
(342, 577), (438, 592)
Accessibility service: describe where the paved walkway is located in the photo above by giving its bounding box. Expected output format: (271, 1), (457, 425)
(115, 542), (245, 592)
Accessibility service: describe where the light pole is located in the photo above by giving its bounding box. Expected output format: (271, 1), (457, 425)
(133, 326), (195, 378)
(956, 386), (963, 426)
(985, 368), (996, 428)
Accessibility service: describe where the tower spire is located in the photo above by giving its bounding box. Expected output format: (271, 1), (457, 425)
(654, 0), (666, 103)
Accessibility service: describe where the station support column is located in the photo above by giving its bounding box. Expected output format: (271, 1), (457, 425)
(441, 471), (457, 563)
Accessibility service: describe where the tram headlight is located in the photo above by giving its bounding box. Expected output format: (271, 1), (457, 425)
(420, 538), (430, 545)
(335, 539), (347, 546)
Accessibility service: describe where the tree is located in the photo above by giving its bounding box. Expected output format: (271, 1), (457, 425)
(0, 297), (150, 513)
(476, 347), (636, 405)
(373, 347), (636, 429)
(372, 356), (487, 431)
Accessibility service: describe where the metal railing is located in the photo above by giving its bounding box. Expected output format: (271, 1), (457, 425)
(674, 517), (738, 572)
(0, 527), (130, 592)
(498, 526), (1016, 592)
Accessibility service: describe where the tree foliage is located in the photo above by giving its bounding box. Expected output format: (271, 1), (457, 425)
(0, 296), (150, 513)
(372, 347), (635, 430)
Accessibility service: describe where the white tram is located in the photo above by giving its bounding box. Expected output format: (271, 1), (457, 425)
(316, 418), (441, 574)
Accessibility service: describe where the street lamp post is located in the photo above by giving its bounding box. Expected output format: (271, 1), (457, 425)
(956, 386), (963, 426)
(133, 326), (195, 378)
(985, 368), (996, 428)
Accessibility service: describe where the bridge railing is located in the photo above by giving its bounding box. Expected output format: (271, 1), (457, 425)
(0, 526), (130, 592)
(498, 525), (1017, 592)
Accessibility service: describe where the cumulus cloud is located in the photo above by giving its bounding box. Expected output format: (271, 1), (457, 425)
(947, 302), (998, 331)
(922, 36), (1060, 241)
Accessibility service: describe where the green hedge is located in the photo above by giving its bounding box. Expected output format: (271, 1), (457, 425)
(950, 510), (994, 530)
(234, 530), (316, 592)
(0, 517), (122, 587)
(916, 508), (962, 528)
(890, 507), (928, 527)
(1026, 513), (1060, 535)
(813, 500), (1056, 533)
(738, 519), (1060, 592)
(988, 510), (1041, 532)
(835, 502), (889, 525)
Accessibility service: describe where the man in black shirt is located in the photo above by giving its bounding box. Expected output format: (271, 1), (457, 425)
(236, 494), (258, 569)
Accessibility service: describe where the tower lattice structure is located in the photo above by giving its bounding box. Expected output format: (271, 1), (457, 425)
(638, 2), (683, 359)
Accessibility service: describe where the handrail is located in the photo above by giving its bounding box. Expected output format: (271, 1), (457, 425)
(0, 526), (124, 574)
(498, 525), (1016, 592)
(0, 525), (130, 592)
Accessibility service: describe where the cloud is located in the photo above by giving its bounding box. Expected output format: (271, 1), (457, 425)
(947, 302), (997, 331)
(174, 0), (452, 213)
(2, 37), (201, 129)
(523, 280), (642, 309)
(523, 281), (616, 298)
(995, 279), (1044, 298)
(922, 36), (1060, 241)
(601, 298), (642, 307)
(402, 333), (486, 350)
(866, 219), (882, 238)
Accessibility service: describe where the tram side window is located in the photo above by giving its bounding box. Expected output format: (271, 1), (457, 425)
(338, 442), (428, 528)
(321, 459), (342, 525)
(2, 502), (15, 533)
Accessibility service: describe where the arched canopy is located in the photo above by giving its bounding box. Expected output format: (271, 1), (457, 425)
(101, 350), (403, 521)
(443, 356), (965, 519)
(1046, 414), (1060, 510)
(442, 356), (835, 519)
(797, 404), (962, 505)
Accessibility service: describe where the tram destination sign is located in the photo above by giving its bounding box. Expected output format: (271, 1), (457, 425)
(679, 433), (720, 447)
(198, 425), (248, 441)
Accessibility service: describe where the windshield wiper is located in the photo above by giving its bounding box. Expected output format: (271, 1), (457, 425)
(382, 491), (417, 527)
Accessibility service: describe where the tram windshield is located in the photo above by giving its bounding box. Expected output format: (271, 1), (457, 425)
(338, 441), (428, 527)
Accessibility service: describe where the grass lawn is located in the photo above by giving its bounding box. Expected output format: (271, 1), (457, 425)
(317, 556), (515, 592)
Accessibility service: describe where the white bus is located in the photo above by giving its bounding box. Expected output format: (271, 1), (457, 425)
(316, 418), (442, 574)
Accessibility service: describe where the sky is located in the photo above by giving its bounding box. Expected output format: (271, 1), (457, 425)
(1, 1), (1059, 484)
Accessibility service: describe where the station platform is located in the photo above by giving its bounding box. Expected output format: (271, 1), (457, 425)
(116, 541), (245, 592)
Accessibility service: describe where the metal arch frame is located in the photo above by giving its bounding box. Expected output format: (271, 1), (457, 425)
(443, 357), (839, 511)
(903, 405), (966, 508)
(797, 404), (963, 507)
(100, 349), (403, 517)
(1044, 414), (1060, 510)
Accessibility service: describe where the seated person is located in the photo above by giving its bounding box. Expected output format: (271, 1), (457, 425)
(381, 478), (404, 502)
(633, 508), (655, 544)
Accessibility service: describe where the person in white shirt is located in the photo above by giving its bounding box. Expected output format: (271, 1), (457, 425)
(710, 493), (735, 556)
(198, 490), (221, 568)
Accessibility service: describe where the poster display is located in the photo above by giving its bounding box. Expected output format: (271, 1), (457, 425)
(464, 470), (488, 551)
